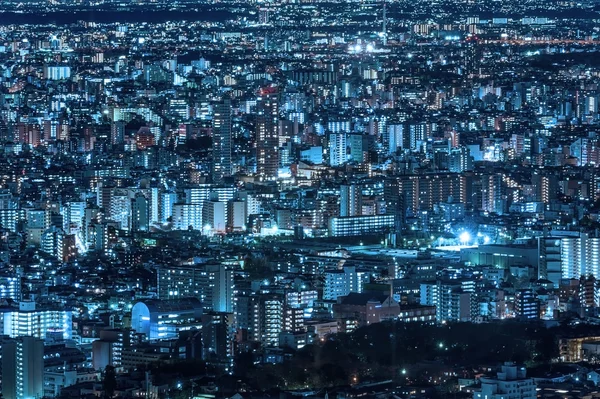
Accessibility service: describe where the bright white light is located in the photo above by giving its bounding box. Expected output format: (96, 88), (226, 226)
(138, 37), (146, 44)
(366, 44), (375, 52)
(459, 232), (471, 244)
(354, 44), (362, 52)
(484, 235), (491, 244)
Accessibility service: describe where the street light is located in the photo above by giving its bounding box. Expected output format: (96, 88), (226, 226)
(459, 231), (471, 245)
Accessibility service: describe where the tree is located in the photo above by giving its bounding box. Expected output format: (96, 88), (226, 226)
(103, 365), (117, 399)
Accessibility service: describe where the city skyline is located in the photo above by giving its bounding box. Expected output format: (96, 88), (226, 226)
(1, 1), (600, 399)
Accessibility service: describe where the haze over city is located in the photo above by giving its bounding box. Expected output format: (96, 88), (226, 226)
(1, 1), (600, 399)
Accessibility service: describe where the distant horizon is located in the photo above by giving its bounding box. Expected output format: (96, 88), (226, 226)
(1, 2), (599, 26)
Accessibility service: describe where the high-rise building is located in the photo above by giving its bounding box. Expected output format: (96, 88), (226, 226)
(110, 120), (126, 145)
(202, 201), (227, 234)
(1, 336), (44, 399)
(329, 132), (347, 166)
(91, 328), (131, 370)
(537, 237), (562, 287)
(385, 173), (466, 217)
(323, 266), (370, 300)
(448, 147), (473, 172)
(41, 226), (64, 260)
(347, 134), (368, 163)
(256, 88), (279, 180)
(340, 184), (362, 217)
(227, 200), (247, 232)
(212, 99), (232, 183)
(481, 173), (506, 214)
(43, 65), (71, 80)
(172, 203), (203, 231)
(159, 191), (177, 223)
(16, 123), (41, 147)
(515, 289), (540, 320)
(201, 312), (234, 367)
(157, 263), (234, 313)
(131, 193), (149, 232)
(387, 124), (407, 154)
(3, 301), (73, 341)
(0, 276), (21, 301)
(559, 233), (600, 280)
(420, 279), (476, 323)
(464, 35), (482, 76)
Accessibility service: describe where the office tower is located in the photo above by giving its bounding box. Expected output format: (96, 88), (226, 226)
(184, 186), (235, 215)
(212, 98), (232, 183)
(256, 88), (279, 179)
(131, 193), (149, 232)
(1, 336), (44, 399)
